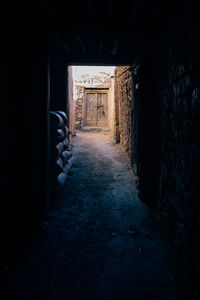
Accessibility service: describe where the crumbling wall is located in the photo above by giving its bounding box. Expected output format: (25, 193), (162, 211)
(115, 66), (133, 159)
(75, 86), (85, 129)
(74, 73), (111, 91)
(75, 98), (84, 130)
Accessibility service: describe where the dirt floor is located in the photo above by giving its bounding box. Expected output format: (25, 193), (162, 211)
(0, 131), (182, 300)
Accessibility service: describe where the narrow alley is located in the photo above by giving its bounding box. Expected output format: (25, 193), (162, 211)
(3, 2), (200, 299)
(1, 131), (180, 300)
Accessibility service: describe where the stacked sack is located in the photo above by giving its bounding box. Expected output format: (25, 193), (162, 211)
(50, 111), (72, 196)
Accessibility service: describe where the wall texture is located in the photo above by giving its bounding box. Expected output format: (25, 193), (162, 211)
(112, 27), (200, 295)
(108, 77), (115, 139)
(158, 26), (200, 293)
(75, 86), (85, 129)
(133, 22), (200, 296)
(114, 66), (133, 160)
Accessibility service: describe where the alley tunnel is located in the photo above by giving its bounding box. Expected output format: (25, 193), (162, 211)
(1, 1), (200, 299)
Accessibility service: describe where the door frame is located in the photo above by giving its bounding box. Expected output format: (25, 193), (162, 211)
(84, 87), (109, 127)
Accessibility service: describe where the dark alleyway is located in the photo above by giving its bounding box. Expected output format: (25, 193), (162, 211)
(2, 1), (200, 298)
(1, 132), (181, 300)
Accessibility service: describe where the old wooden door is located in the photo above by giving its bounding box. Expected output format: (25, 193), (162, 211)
(85, 92), (108, 127)
(97, 93), (108, 127)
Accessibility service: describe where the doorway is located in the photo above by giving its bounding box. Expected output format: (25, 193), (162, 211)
(85, 89), (108, 127)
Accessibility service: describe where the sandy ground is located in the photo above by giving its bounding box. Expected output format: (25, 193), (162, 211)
(0, 131), (181, 300)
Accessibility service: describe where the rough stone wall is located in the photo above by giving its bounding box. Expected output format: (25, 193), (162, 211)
(158, 29), (200, 293)
(133, 34), (200, 294)
(75, 86), (85, 129)
(123, 23), (200, 294)
(75, 99), (84, 130)
(108, 77), (115, 139)
(114, 73), (120, 143)
(115, 66), (133, 159)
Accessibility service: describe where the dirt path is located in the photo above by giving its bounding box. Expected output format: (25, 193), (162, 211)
(0, 132), (180, 300)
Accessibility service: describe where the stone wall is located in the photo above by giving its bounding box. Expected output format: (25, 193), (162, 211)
(108, 77), (115, 139)
(133, 24), (200, 296)
(75, 86), (85, 129)
(115, 66), (133, 160)
(158, 28), (200, 294)
(113, 50), (200, 297)
(75, 98), (84, 130)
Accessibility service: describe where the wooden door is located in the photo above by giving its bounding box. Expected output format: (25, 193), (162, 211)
(85, 92), (108, 127)
(97, 93), (108, 127)
(85, 93), (98, 126)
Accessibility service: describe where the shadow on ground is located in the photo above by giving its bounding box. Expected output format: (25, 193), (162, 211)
(0, 132), (182, 300)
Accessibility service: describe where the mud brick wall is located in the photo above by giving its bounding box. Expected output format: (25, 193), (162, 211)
(75, 86), (85, 129)
(115, 66), (133, 159)
(113, 73), (120, 143)
(129, 23), (200, 294)
(108, 77), (116, 140)
(75, 98), (84, 129)
(158, 28), (200, 293)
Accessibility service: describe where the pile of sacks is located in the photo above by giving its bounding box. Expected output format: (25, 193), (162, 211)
(50, 111), (72, 196)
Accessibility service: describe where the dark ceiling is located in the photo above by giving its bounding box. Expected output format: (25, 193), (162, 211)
(7, 0), (198, 65)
